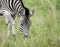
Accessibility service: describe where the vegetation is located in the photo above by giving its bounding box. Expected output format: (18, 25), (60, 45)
(0, 0), (60, 47)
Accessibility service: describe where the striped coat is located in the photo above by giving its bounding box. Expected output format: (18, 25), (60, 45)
(0, 0), (34, 38)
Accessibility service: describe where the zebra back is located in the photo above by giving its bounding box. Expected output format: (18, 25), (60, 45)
(1, 0), (25, 15)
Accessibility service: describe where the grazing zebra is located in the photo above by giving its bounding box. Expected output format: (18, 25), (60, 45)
(0, 0), (34, 38)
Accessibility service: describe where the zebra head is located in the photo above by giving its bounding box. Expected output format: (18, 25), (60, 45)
(19, 8), (34, 38)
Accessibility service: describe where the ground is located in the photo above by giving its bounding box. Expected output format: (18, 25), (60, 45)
(0, 0), (60, 47)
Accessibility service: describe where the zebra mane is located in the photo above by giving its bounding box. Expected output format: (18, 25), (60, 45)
(25, 7), (30, 18)
(20, 0), (25, 8)
(20, 0), (30, 18)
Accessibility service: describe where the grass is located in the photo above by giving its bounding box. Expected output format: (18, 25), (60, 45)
(0, 0), (60, 47)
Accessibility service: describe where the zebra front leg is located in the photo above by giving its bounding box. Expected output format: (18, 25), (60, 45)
(7, 22), (11, 36)
(5, 17), (8, 25)
(7, 16), (15, 37)
(7, 17), (15, 38)
(11, 18), (16, 41)
(3, 10), (10, 24)
(9, 15), (16, 36)
(2, 10), (11, 37)
(11, 19), (15, 36)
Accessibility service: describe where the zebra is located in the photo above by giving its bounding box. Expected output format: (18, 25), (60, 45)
(0, 0), (34, 38)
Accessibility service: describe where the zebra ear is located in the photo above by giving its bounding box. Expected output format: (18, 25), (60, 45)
(29, 10), (35, 17)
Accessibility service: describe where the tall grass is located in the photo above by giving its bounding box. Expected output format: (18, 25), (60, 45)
(0, 0), (60, 47)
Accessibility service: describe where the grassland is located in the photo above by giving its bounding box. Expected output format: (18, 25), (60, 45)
(0, 0), (60, 47)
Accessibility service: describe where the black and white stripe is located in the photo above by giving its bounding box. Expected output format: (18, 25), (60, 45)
(0, 0), (34, 38)
(3, 0), (24, 15)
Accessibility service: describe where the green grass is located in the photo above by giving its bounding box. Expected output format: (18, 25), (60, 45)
(0, 0), (60, 47)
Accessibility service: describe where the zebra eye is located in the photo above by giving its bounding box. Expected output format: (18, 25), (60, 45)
(21, 24), (23, 27)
